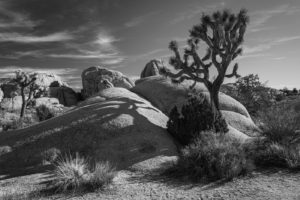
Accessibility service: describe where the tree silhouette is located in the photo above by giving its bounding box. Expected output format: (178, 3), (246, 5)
(161, 9), (249, 121)
(13, 70), (37, 117)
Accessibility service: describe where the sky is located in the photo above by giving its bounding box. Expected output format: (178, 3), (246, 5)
(0, 0), (300, 89)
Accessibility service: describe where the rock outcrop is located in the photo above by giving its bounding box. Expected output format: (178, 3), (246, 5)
(0, 88), (177, 170)
(140, 59), (165, 78)
(49, 86), (78, 106)
(81, 66), (134, 98)
(34, 73), (67, 89)
(131, 76), (260, 138)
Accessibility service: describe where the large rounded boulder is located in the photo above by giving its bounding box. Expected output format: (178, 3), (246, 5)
(0, 87), (177, 170)
(82, 66), (135, 98)
(140, 59), (165, 78)
(131, 76), (260, 138)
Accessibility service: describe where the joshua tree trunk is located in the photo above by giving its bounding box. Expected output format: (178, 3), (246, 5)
(20, 88), (26, 118)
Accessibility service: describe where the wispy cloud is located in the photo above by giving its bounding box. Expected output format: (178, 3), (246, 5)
(128, 48), (167, 62)
(272, 56), (286, 60)
(249, 4), (300, 32)
(124, 11), (158, 28)
(95, 32), (120, 46)
(243, 35), (300, 54)
(171, 1), (226, 24)
(0, 1), (39, 29)
(0, 32), (73, 43)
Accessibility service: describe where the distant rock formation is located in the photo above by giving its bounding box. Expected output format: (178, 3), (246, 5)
(0, 72), (67, 99)
(140, 59), (165, 78)
(81, 66), (134, 98)
(49, 86), (78, 106)
(34, 73), (67, 89)
(0, 87), (177, 170)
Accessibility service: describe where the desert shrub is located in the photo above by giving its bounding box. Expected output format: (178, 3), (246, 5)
(250, 141), (300, 169)
(258, 104), (300, 144)
(41, 148), (61, 164)
(172, 131), (252, 182)
(167, 93), (228, 145)
(36, 105), (55, 122)
(51, 153), (115, 193)
(2, 116), (24, 131)
(252, 104), (300, 169)
(0, 146), (12, 156)
(223, 74), (281, 117)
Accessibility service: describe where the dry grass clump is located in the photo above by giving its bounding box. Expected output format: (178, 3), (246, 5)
(253, 104), (300, 170)
(50, 153), (116, 193)
(172, 131), (253, 182)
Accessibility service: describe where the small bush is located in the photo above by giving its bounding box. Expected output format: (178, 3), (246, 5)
(51, 153), (115, 193)
(36, 105), (55, 122)
(0, 146), (12, 156)
(167, 93), (228, 145)
(252, 104), (300, 170)
(172, 131), (253, 182)
(41, 148), (61, 164)
(257, 104), (300, 144)
(85, 162), (116, 191)
(252, 141), (300, 169)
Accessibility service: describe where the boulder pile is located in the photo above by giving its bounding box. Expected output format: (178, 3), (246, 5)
(81, 66), (134, 98)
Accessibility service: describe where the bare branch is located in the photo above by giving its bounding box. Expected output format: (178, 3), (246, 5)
(225, 63), (240, 78)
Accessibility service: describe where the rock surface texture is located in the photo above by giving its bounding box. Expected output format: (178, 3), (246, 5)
(140, 59), (165, 78)
(131, 76), (260, 140)
(82, 66), (134, 98)
(0, 87), (177, 170)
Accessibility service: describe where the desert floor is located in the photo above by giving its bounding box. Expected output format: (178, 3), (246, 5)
(1, 164), (299, 200)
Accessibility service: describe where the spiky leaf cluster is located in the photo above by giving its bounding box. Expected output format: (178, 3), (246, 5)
(14, 70), (37, 88)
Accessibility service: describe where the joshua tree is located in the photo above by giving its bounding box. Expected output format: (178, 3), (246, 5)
(13, 70), (37, 118)
(161, 9), (249, 120)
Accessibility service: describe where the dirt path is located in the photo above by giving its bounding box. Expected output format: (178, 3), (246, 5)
(1, 168), (300, 200)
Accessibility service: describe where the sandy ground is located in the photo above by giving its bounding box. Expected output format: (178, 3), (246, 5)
(1, 167), (299, 200)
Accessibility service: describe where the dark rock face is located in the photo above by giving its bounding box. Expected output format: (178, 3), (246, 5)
(81, 66), (134, 98)
(0, 81), (19, 98)
(49, 86), (78, 106)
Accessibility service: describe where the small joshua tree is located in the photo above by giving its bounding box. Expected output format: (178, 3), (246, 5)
(13, 70), (37, 118)
(161, 9), (249, 121)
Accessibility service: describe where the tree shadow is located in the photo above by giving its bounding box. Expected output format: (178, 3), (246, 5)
(0, 94), (177, 179)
